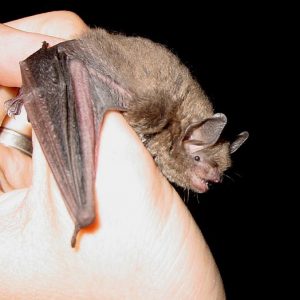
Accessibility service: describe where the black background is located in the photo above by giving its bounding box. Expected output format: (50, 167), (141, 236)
(1, 2), (281, 299)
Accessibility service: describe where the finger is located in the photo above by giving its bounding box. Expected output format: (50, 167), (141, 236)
(0, 87), (32, 192)
(0, 24), (63, 87)
(0, 166), (13, 194)
(1, 95), (32, 138)
(5, 11), (88, 38)
(1, 11), (88, 87)
(0, 78), (32, 193)
(0, 144), (32, 192)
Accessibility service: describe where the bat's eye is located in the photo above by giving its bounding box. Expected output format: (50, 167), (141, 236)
(194, 155), (201, 161)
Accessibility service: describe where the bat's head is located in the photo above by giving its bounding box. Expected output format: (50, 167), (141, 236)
(181, 113), (248, 192)
(153, 113), (249, 193)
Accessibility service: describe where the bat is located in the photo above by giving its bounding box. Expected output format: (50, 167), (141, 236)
(5, 28), (249, 247)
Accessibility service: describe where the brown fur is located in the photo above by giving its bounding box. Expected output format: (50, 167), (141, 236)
(76, 28), (246, 191)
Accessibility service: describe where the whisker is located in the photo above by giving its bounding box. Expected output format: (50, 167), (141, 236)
(223, 173), (235, 183)
(184, 188), (188, 202)
(232, 171), (242, 178)
(196, 193), (200, 204)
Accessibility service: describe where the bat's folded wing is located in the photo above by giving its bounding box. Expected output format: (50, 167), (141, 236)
(17, 41), (129, 245)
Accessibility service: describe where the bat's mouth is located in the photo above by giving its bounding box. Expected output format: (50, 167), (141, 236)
(191, 175), (210, 193)
(191, 173), (220, 193)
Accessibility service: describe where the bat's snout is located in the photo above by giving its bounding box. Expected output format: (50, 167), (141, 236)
(191, 166), (221, 193)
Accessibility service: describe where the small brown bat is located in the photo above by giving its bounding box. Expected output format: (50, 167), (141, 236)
(6, 28), (248, 246)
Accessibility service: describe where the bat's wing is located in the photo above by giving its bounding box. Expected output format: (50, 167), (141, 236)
(7, 41), (130, 246)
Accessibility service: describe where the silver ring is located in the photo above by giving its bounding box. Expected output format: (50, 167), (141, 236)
(0, 127), (32, 157)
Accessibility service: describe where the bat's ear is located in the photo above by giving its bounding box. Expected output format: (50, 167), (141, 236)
(230, 131), (249, 153)
(183, 113), (227, 153)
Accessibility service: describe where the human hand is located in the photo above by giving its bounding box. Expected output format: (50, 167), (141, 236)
(0, 12), (225, 299)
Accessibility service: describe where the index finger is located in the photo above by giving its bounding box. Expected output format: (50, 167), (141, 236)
(1, 11), (88, 87)
(0, 11), (88, 122)
(0, 24), (63, 87)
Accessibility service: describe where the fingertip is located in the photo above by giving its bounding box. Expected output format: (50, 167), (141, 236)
(100, 111), (154, 167)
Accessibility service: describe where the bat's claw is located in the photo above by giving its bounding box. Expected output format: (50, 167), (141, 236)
(5, 95), (24, 118)
(42, 41), (49, 50)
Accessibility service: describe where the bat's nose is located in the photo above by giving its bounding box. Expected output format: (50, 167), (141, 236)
(208, 168), (220, 183)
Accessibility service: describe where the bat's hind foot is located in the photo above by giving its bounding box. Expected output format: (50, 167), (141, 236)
(5, 93), (24, 118)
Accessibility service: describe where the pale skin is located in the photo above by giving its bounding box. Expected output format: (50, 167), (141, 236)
(0, 11), (225, 299)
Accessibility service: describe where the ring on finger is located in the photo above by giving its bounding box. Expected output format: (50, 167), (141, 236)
(0, 126), (32, 157)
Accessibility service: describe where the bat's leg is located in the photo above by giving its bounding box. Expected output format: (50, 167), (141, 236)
(5, 89), (25, 118)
